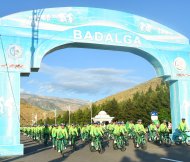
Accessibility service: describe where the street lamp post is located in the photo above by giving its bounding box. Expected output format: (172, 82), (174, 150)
(68, 105), (71, 125)
(66, 105), (71, 125)
(32, 113), (34, 126)
(54, 108), (57, 125)
(43, 112), (47, 125)
(35, 113), (38, 125)
(90, 102), (93, 124)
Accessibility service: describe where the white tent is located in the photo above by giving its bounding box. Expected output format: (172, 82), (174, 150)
(92, 111), (114, 123)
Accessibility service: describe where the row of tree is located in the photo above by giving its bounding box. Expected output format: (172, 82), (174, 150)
(38, 81), (171, 127)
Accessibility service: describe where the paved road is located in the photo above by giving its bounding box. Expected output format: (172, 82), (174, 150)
(0, 135), (190, 162)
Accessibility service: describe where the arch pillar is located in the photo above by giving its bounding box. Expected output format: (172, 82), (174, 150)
(0, 71), (23, 156)
(169, 79), (190, 136)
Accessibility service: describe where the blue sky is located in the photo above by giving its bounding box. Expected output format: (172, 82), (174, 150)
(1, 0), (190, 102)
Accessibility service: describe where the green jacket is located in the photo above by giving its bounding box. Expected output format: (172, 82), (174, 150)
(178, 122), (187, 132)
(120, 125), (128, 134)
(57, 127), (68, 139)
(158, 123), (169, 132)
(43, 127), (50, 135)
(149, 124), (157, 131)
(134, 124), (146, 133)
(113, 125), (120, 136)
(52, 127), (58, 137)
(69, 127), (78, 136)
(90, 126), (103, 137)
(128, 123), (135, 130)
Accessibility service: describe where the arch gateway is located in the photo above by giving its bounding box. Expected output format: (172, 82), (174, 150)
(0, 7), (190, 156)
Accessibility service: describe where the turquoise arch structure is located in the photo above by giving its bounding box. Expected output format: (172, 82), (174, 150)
(0, 7), (190, 156)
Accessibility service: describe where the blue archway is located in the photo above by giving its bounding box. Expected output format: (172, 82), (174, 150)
(0, 7), (190, 156)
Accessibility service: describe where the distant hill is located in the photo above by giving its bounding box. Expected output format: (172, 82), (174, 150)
(21, 93), (90, 112)
(20, 100), (55, 126)
(20, 93), (90, 126)
(95, 77), (163, 105)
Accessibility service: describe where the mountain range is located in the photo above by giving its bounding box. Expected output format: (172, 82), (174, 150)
(21, 93), (90, 112)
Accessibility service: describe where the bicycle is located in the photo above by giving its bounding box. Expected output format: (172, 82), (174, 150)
(148, 130), (159, 142)
(174, 130), (190, 146)
(89, 136), (104, 154)
(158, 132), (172, 147)
(113, 134), (126, 151)
(134, 132), (147, 150)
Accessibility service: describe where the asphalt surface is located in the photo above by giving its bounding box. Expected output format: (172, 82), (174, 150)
(0, 135), (190, 162)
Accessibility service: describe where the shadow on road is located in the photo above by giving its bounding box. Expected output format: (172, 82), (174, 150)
(120, 156), (133, 162)
(131, 143), (190, 162)
(0, 136), (53, 162)
(1, 136), (190, 162)
(0, 136), (91, 162)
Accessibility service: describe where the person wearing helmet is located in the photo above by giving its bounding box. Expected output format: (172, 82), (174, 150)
(81, 124), (89, 142)
(158, 120), (169, 142)
(57, 123), (68, 153)
(127, 120), (135, 139)
(178, 118), (188, 132)
(43, 124), (50, 146)
(148, 120), (158, 141)
(89, 122), (104, 152)
(134, 119), (146, 133)
(90, 122), (104, 137)
(52, 124), (58, 149)
(113, 122), (120, 137)
(158, 120), (169, 133)
(69, 124), (78, 151)
(134, 119), (146, 148)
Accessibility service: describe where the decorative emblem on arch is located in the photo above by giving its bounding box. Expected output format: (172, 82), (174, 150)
(7, 45), (23, 59)
(174, 57), (186, 71)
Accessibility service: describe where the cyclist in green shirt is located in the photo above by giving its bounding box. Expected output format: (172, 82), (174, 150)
(158, 120), (169, 133)
(52, 124), (58, 148)
(134, 119), (146, 148)
(148, 121), (158, 141)
(178, 118), (188, 132)
(69, 124), (78, 150)
(43, 124), (50, 146)
(57, 123), (68, 153)
(89, 122), (104, 151)
(158, 120), (169, 142)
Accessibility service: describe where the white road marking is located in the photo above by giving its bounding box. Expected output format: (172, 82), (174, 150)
(160, 157), (183, 162)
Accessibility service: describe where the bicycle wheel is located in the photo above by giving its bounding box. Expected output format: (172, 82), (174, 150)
(141, 138), (147, 150)
(185, 136), (190, 146)
(119, 139), (125, 151)
(90, 145), (96, 152)
(165, 138), (172, 147)
(98, 144), (105, 154)
(174, 136), (181, 145)
(121, 146), (126, 152)
(113, 143), (118, 150)
(141, 143), (147, 150)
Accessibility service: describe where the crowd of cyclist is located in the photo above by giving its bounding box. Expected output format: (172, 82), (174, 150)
(20, 118), (189, 155)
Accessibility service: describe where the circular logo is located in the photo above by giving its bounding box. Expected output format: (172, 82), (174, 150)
(174, 57), (186, 71)
(7, 45), (23, 58)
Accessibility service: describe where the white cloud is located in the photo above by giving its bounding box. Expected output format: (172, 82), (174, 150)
(34, 63), (143, 97)
(20, 88), (25, 93)
(20, 88), (31, 94)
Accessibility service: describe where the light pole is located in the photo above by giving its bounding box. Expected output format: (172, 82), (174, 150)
(32, 113), (34, 126)
(43, 111), (47, 125)
(54, 108), (57, 125)
(35, 113), (38, 125)
(69, 105), (71, 125)
(66, 105), (71, 125)
(90, 102), (93, 124)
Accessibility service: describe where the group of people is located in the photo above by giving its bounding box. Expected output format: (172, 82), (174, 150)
(21, 118), (188, 155)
